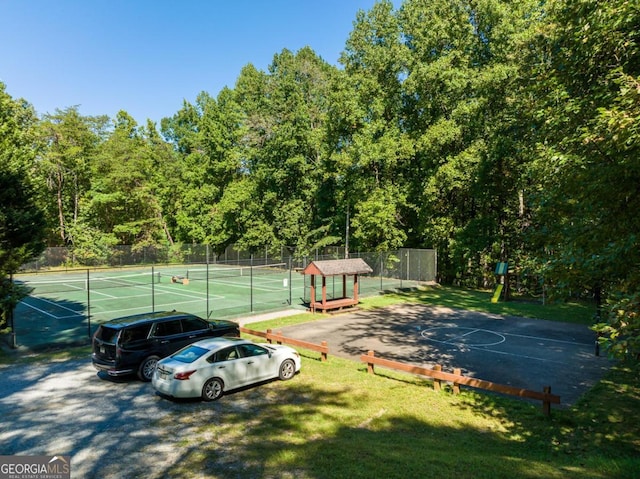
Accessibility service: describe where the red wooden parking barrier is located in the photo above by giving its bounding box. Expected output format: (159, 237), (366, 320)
(361, 350), (560, 416)
(240, 326), (329, 362)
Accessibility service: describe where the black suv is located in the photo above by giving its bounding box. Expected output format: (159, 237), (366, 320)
(92, 311), (240, 381)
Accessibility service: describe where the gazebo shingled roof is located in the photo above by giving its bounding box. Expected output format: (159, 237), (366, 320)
(302, 258), (373, 277)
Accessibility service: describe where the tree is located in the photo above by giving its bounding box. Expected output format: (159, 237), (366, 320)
(0, 83), (47, 333)
(398, 0), (543, 284)
(86, 111), (170, 251)
(161, 88), (245, 251)
(333, 1), (412, 252)
(236, 48), (336, 255)
(36, 107), (107, 245)
(527, 0), (640, 357)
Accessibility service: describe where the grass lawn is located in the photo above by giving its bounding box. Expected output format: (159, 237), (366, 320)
(158, 352), (639, 478)
(219, 285), (637, 478)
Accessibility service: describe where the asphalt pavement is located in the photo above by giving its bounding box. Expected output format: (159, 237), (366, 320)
(276, 303), (613, 406)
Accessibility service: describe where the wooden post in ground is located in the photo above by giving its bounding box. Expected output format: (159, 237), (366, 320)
(266, 329), (273, 344)
(366, 350), (375, 374)
(432, 365), (442, 391)
(453, 368), (462, 394)
(543, 386), (552, 417)
(321, 341), (328, 362)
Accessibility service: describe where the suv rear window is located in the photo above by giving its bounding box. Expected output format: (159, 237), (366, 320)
(120, 324), (152, 346)
(95, 325), (119, 344)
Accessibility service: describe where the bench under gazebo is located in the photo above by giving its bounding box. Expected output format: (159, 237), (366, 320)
(302, 258), (373, 313)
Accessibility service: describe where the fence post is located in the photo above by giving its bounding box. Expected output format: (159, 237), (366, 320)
(250, 253), (254, 312)
(86, 269), (91, 338)
(366, 350), (375, 374)
(543, 386), (552, 417)
(276, 330), (283, 345)
(453, 368), (462, 394)
(288, 255), (292, 305)
(432, 364), (442, 391)
(321, 341), (328, 362)
(266, 329), (273, 344)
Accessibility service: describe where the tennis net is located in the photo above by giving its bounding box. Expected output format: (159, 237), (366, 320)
(183, 263), (288, 281)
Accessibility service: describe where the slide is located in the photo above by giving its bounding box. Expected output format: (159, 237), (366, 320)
(491, 284), (503, 303)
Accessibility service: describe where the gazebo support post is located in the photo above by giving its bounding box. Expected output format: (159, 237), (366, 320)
(322, 275), (327, 309)
(310, 275), (316, 313)
(354, 274), (359, 302)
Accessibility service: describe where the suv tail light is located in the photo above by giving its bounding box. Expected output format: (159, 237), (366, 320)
(174, 370), (196, 380)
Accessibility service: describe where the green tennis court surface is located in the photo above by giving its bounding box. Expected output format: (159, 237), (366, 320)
(11, 264), (417, 350)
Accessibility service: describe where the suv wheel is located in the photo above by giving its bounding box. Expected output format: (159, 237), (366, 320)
(138, 355), (160, 381)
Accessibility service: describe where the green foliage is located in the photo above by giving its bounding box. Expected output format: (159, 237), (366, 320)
(526, 0), (640, 351)
(35, 107), (107, 244)
(65, 223), (118, 266)
(351, 186), (408, 251)
(594, 290), (640, 359)
(2, 1), (639, 353)
(0, 83), (47, 329)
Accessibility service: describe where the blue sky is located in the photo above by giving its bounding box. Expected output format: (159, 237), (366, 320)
(1, 0), (392, 125)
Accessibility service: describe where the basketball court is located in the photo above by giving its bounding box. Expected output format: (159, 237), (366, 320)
(277, 303), (613, 406)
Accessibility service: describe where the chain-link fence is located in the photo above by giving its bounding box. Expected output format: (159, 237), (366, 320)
(10, 246), (436, 349)
(19, 244), (436, 278)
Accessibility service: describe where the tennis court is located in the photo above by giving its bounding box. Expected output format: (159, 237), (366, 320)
(10, 261), (421, 349)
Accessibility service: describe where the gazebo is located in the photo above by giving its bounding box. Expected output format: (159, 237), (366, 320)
(302, 258), (373, 313)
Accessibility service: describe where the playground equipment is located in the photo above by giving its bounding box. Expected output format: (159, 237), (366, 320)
(492, 262), (508, 303)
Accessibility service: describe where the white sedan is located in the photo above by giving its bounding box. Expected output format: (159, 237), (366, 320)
(152, 337), (301, 401)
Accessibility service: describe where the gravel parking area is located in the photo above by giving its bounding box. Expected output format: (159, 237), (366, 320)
(0, 357), (272, 478)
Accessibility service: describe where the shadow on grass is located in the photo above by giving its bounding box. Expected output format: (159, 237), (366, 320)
(1, 350), (635, 478)
(155, 378), (634, 479)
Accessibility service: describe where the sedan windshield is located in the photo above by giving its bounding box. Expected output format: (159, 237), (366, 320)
(172, 345), (209, 363)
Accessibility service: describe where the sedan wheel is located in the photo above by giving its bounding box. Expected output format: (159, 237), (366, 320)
(279, 359), (296, 380)
(202, 378), (224, 401)
(138, 355), (160, 382)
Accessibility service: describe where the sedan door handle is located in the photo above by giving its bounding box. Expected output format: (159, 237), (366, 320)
(161, 340), (170, 344)
(247, 361), (254, 365)
(189, 335), (197, 338)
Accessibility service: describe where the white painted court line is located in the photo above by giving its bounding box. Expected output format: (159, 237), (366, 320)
(20, 297), (84, 319)
(422, 326), (506, 347)
(90, 291), (226, 303)
(441, 328), (501, 345)
(202, 278), (288, 292)
(419, 325), (590, 364)
(90, 289), (117, 299)
(500, 331), (591, 346)
(89, 299), (206, 317)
